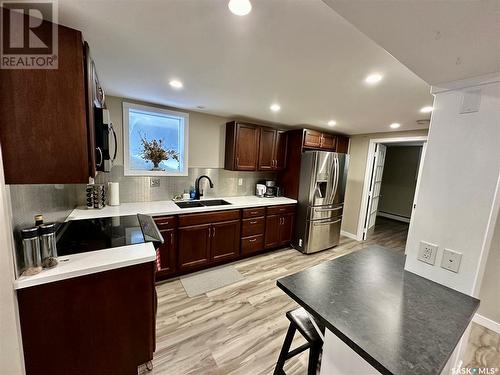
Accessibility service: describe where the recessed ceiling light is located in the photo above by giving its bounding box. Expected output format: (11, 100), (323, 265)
(270, 103), (281, 112)
(365, 73), (383, 84)
(328, 120), (337, 126)
(420, 106), (433, 113)
(169, 79), (183, 89)
(390, 123), (401, 129)
(228, 0), (252, 16)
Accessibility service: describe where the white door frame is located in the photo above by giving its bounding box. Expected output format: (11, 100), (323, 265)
(356, 136), (428, 241)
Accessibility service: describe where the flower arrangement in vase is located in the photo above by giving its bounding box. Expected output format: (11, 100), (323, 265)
(139, 134), (179, 171)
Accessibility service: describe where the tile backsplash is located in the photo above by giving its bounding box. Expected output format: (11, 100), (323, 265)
(93, 166), (276, 203)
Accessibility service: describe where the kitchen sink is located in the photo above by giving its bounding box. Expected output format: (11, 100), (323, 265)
(200, 199), (231, 206)
(175, 201), (204, 209)
(175, 199), (231, 209)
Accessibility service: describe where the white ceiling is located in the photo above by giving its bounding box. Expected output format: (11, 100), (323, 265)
(323, 0), (500, 85)
(57, 0), (432, 135)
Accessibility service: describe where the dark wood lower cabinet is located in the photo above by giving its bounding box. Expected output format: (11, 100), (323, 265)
(265, 212), (295, 248)
(17, 262), (156, 375)
(156, 229), (177, 278)
(211, 220), (240, 261)
(157, 205), (296, 281)
(265, 214), (281, 249)
(178, 224), (211, 272)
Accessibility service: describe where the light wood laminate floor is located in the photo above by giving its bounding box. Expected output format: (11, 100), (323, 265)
(140, 218), (409, 375)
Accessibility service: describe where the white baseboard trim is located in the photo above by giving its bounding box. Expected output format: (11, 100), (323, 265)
(473, 313), (500, 334)
(340, 230), (358, 240)
(377, 212), (410, 223)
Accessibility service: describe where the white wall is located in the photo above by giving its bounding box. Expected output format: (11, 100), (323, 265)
(106, 96), (228, 168)
(0, 149), (25, 374)
(405, 77), (500, 295)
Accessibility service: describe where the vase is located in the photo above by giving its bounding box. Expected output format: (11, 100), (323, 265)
(151, 162), (164, 171)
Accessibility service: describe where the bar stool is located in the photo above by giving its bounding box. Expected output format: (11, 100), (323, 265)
(274, 307), (324, 375)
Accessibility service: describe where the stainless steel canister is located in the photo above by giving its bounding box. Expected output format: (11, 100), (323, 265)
(39, 223), (58, 269)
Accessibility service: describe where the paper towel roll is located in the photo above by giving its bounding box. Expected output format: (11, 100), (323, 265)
(108, 182), (120, 206)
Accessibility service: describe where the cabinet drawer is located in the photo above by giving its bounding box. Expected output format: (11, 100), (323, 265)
(267, 204), (296, 215)
(178, 209), (240, 227)
(153, 215), (177, 230)
(242, 207), (266, 218)
(241, 217), (265, 237)
(241, 234), (264, 255)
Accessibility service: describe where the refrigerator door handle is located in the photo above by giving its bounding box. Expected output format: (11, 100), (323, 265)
(328, 155), (338, 205)
(314, 206), (342, 212)
(313, 218), (342, 226)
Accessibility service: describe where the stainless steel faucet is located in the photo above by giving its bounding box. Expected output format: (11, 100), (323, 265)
(194, 175), (214, 200)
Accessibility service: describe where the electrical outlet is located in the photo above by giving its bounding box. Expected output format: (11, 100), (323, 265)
(417, 241), (438, 265)
(238, 178), (243, 186)
(441, 248), (462, 273)
(150, 178), (160, 188)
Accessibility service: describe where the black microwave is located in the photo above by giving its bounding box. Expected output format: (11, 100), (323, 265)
(84, 42), (117, 173)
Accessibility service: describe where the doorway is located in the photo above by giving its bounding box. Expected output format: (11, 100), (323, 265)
(357, 137), (427, 250)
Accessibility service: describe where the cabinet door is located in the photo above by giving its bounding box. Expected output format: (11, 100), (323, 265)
(303, 129), (322, 148)
(235, 123), (260, 170)
(258, 127), (276, 171)
(320, 134), (336, 150)
(279, 213), (295, 245)
(211, 220), (241, 262)
(265, 215), (281, 249)
(274, 131), (288, 170)
(156, 229), (177, 279)
(335, 136), (349, 153)
(178, 224), (211, 271)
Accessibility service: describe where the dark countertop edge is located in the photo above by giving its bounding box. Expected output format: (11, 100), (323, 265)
(276, 280), (392, 375)
(277, 273), (480, 375)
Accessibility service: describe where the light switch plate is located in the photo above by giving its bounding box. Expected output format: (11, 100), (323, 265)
(417, 241), (438, 265)
(441, 248), (462, 273)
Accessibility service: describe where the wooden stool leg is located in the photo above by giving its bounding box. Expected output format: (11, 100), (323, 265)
(273, 325), (296, 375)
(307, 344), (321, 375)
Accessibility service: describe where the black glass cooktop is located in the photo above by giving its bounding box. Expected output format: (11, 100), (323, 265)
(57, 215), (158, 256)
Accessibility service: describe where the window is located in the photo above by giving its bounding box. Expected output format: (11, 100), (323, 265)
(123, 102), (189, 176)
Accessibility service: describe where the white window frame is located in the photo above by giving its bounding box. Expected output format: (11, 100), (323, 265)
(122, 102), (189, 176)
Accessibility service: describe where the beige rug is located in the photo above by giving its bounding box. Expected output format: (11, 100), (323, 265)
(180, 265), (244, 297)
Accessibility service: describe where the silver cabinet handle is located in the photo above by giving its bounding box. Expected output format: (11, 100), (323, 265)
(250, 220), (257, 224)
(170, 232), (174, 245)
(249, 238), (257, 243)
(213, 227), (216, 237)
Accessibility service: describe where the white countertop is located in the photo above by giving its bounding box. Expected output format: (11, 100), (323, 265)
(15, 196), (296, 290)
(67, 195), (297, 221)
(14, 242), (156, 290)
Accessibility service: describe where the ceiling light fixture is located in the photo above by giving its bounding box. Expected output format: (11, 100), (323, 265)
(390, 123), (401, 129)
(270, 103), (281, 112)
(365, 73), (383, 84)
(228, 0), (252, 16)
(420, 106), (433, 113)
(328, 120), (337, 126)
(169, 79), (183, 89)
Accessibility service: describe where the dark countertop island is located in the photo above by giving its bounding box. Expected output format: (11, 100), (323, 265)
(277, 246), (479, 375)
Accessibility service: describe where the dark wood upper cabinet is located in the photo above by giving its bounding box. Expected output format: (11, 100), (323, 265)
(258, 128), (288, 171)
(303, 129), (322, 148)
(225, 121), (260, 171)
(0, 22), (95, 184)
(211, 220), (240, 261)
(320, 134), (336, 150)
(258, 127), (276, 170)
(336, 136), (350, 153)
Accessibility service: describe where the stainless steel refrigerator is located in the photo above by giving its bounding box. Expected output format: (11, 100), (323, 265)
(292, 151), (349, 254)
